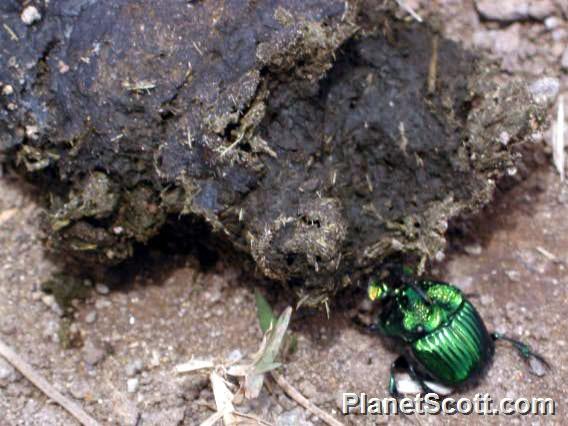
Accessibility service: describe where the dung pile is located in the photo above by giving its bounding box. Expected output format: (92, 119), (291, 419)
(0, 0), (546, 305)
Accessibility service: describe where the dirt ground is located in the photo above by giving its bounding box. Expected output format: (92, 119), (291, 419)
(1, 0), (568, 425)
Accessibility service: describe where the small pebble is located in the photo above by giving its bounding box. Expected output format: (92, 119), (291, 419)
(30, 291), (42, 301)
(475, 0), (554, 22)
(69, 380), (90, 400)
(127, 378), (139, 393)
(141, 408), (185, 425)
(94, 299), (112, 310)
(95, 283), (109, 295)
(276, 407), (313, 426)
(299, 380), (318, 399)
(505, 270), (521, 282)
(125, 359), (144, 377)
(0, 358), (20, 387)
(150, 350), (160, 367)
(84, 311), (97, 324)
(1, 85), (14, 96)
(58, 61), (70, 74)
(21, 6), (41, 25)
(464, 244), (482, 256)
(453, 276), (473, 292)
(545, 16), (562, 30)
(529, 77), (560, 105)
(180, 376), (209, 400)
(41, 294), (56, 308)
(358, 298), (373, 312)
(25, 125), (39, 139)
(0, 321), (16, 336)
(226, 349), (243, 363)
(83, 340), (106, 366)
(41, 294), (64, 316)
(529, 357), (547, 377)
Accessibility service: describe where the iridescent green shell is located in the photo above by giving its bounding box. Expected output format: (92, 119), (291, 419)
(411, 299), (494, 384)
(375, 280), (494, 385)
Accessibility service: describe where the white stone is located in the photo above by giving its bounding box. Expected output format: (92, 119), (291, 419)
(529, 77), (560, 105)
(95, 283), (109, 294)
(127, 378), (139, 393)
(1, 85), (14, 96)
(85, 311), (97, 323)
(475, 0), (554, 22)
(21, 6), (41, 25)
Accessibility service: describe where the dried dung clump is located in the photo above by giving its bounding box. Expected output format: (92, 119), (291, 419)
(0, 1), (545, 305)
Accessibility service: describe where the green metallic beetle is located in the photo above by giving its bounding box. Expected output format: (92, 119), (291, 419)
(368, 277), (549, 396)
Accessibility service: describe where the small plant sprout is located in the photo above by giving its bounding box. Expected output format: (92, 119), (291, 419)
(174, 299), (292, 425)
(175, 291), (343, 426)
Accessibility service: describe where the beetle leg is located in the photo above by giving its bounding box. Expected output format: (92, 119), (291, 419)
(492, 332), (551, 371)
(388, 356), (407, 398)
(350, 315), (376, 334)
(407, 363), (438, 395)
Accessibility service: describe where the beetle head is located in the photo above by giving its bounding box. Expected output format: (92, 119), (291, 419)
(368, 280), (394, 302)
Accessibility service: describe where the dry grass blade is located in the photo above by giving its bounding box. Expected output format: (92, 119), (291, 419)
(180, 305), (292, 424)
(0, 338), (100, 426)
(175, 358), (215, 374)
(210, 370), (238, 425)
(219, 133), (244, 158)
(3, 23), (19, 41)
(200, 411), (225, 426)
(257, 307), (291, 367)
(536, 246), (557, 262)
(227, 307), (292, 398)
(395, 0), (423, 22)
(0, 208), (18, 226)
(553, 95), (565, 181)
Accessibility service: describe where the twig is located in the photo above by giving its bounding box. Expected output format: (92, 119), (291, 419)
(3, 23), (19, 41)
(536, 246), (558, 262)
(0, 338), (100, 426)
(427, 35), (439, 95)
(399, 121), (408, 154)
(122, 80), (156, 93)
(219, 133), (244, 158)
(271, 371), (344, 426)
(192, 40), (204, 56)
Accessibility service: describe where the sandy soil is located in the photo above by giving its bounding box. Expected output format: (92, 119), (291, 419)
(1, 1), (568, 425)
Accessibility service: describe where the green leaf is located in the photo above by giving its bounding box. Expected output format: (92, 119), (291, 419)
(262, 307), (292, 364)
(255, 289), (277, 333)
(402, 265), (414, 277)
(286, 335), (298, 356)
